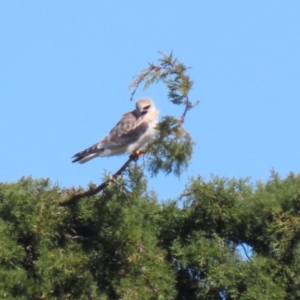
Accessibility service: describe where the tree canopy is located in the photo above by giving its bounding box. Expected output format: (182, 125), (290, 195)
(1, 53), (299, 299)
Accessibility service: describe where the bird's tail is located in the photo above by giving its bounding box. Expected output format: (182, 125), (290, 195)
(72, 152), (99, 164)
(72, 142), (105, 164)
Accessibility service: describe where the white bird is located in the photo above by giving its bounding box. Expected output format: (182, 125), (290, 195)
(72, 98), (159, 164)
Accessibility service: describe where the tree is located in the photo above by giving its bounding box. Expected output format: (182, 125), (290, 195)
(1, 53), (300, 299)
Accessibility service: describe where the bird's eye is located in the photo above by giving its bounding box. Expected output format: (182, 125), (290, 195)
(143, 105), (151, 110)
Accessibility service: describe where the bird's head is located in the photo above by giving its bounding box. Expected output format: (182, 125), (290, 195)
(136, 98), (156, 119)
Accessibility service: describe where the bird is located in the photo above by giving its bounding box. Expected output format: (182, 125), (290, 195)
(72, 98), (159, 164)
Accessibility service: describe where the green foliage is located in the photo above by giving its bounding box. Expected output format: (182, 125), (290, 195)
(129, 51), (193, 105)
(146, 116), (193, 177)
(0, 171), (176, 299)
(1, 173), (300, 299)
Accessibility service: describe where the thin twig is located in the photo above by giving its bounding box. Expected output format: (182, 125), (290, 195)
(240, 243), (252, 260)
(129, 65), (157, 100)
(59, 153), (139, 206)
(180, 97), (190, 124)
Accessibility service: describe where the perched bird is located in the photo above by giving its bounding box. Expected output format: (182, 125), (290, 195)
(72, 98), (159, 164)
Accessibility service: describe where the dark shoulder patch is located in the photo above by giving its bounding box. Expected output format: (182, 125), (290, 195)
(109, 122), (149, 146)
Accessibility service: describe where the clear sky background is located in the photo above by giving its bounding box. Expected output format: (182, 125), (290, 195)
(1, 2), (300, 200)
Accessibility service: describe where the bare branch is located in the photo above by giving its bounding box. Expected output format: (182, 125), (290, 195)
(59, 152), (141, 206)
(180, 99), (200, 124)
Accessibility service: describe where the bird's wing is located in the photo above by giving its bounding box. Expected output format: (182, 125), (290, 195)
(72, 110), (149, 163)
(105, 110), (146, 145)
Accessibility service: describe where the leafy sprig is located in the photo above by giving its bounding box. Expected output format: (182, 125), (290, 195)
(129, 51), (199, 176)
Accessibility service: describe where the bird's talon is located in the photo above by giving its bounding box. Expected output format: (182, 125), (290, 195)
(130, 149), (146, 160)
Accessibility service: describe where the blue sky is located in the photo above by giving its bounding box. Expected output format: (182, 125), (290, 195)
(1, 2), (300, 200)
